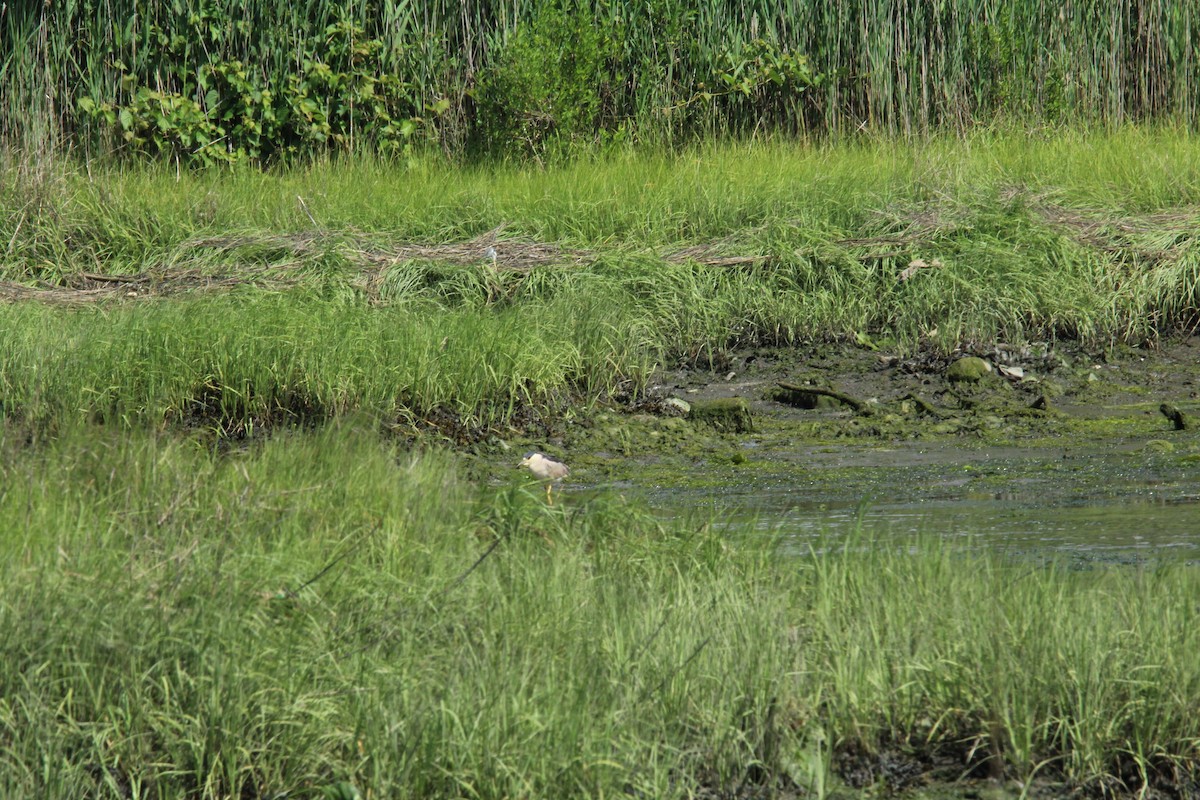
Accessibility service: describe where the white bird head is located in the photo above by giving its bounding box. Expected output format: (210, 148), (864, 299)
(518, 451), (569, 482)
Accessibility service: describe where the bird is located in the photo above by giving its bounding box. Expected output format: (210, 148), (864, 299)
(518, 451), (570, 505)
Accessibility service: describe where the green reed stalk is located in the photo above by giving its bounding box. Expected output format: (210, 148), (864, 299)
(2, 0), (1196, 159)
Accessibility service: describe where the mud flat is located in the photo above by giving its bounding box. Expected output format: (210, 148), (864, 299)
(502, 337), (1200, 562)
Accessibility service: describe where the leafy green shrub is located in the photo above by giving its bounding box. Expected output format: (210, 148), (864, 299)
(713, 38), (821, 127)
(475, 4), (618, 159)
(78, 15), (429, 164)
(283, 19), (424, 154)
(202, 59), (281, 160)
(677, 38), (823, 134)
(79, 80), (234, 166)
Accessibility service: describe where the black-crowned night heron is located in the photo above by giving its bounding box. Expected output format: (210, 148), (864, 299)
(518, 451), (569, 505)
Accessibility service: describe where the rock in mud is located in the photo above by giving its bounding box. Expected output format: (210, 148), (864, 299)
(946, 356), (993, 383)
(1156, 402), (1185, 429)
(688, 397), (754, 433)
(1160, 403), (1188, 431)
(772, 384), (843, 410)
(663, 397), (691, 416)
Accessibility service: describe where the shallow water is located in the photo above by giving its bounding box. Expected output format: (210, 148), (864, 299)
(637, 443), (1200, 564)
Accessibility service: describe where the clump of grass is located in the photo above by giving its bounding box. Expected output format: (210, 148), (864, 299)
(1, 423), (1199, 798)
(0, 292), (656, 435)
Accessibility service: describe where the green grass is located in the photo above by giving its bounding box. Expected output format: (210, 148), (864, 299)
(4, 119), (1200, 800)
(6, 127), (1199, 259)
(2, 422), (1199, 798)
(0, 291), (653, 433)
(2, 130), (1199, 431)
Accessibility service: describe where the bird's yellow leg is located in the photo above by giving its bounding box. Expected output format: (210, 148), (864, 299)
(545, 483), (554, 505)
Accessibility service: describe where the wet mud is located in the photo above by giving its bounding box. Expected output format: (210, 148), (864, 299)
(501, 335), (1200, 562)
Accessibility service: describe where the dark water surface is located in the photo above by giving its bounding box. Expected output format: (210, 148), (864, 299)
(637, 442), (1200, 564)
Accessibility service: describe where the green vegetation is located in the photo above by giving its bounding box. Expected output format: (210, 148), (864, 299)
(4, 10), (1200, 788)
(4, 0), (1199, 161)
(0, 294), (649, 436)
(2, 130), (1198, 432)
(1, 425), (1198, 798)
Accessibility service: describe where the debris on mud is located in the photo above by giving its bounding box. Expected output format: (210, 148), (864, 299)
(776, 382), (873, 415)
(1160, 403), (1189, 431)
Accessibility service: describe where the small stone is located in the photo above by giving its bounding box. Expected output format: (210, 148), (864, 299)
(946, 357), (993, 383)
(663, 397), (691, 416)
(688, 397), (754, 433)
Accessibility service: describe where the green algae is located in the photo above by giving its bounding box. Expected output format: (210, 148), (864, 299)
(945, 356), (994, 383)
(688, 397), (755, 433)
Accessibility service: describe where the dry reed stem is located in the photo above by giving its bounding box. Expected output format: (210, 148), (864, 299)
(1033, 204), (1200, 263)
(0, 267), (300, 304)
(5, 202), (1195, 305)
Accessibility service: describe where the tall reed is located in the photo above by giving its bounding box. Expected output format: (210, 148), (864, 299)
(3, 0), (1197, 158)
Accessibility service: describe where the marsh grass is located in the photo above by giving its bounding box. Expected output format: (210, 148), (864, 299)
(0, 291), (656, 435)
(5, 128), (1198, 263)
(3, 131), (1200, 432)
(1, 423), (1199, 798)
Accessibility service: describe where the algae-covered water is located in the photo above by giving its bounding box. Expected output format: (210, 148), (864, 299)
(634, 443), (1200, 564)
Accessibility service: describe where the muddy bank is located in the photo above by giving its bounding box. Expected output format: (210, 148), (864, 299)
(507, 335), (1200, 467)
(492, 336), (1200, 561)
